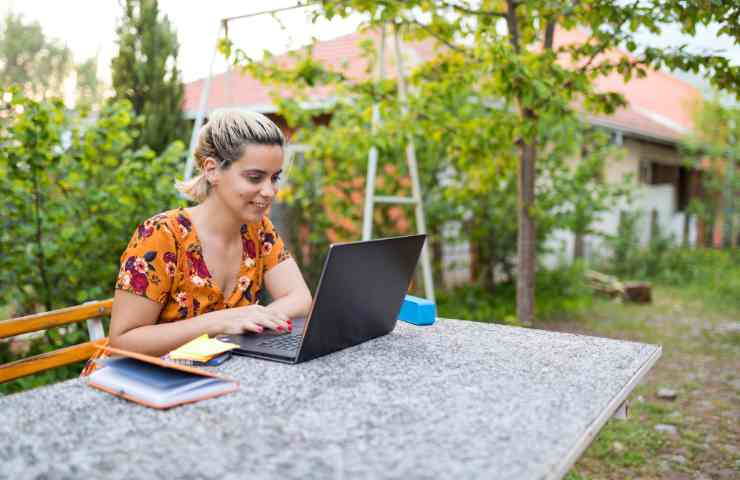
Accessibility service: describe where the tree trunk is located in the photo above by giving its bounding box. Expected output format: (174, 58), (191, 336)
(682, 212), (690, 247)
(517, 140), (536, 325)
(650, 209), (659, 245)
(573, 232), (585, 260)
(722, 157), (735, 249)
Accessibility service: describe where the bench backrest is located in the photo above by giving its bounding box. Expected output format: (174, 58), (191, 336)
(0, 299), (113, 383)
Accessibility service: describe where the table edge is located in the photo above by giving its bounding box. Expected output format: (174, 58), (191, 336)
(546, 344), (663, 480)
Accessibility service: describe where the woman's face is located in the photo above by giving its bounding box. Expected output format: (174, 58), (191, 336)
(209, 144), (284, 224)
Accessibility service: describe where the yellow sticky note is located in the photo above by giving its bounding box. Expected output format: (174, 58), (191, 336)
(169, 334), (239, 361)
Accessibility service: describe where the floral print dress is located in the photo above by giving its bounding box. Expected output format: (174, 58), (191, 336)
(115, 207), (291, 322)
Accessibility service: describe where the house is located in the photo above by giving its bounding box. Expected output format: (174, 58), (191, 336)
(183, 28), (709, 284)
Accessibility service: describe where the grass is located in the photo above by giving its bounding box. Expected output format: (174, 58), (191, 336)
(544, 285), (740, 480)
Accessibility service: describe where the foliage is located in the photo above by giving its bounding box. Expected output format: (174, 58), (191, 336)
(542, 128), (632, 259)
(228, 25), (622, 297)
(75, 55), (104, 109)
(0, 87), (186, 315)
(599, 218), (740, 311)
(437, 262), (593, 325)
(275, 90), (419, 288)
(601, 209), (645, 278)
(648, 248), (740, 311)
(226, 0), (735, 323)
(111, 0), (187, 154)
(0, 12), (73, 99)
(681, 99), (739, 248)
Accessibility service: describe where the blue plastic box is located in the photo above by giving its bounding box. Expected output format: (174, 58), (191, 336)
(397, 295), (436, 325)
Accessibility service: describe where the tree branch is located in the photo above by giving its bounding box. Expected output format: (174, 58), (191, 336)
(404, 18), (469, 55)
(505, 0), (521, 53)
(577, 41), (611, 74)
(544, 20), (555, 50)
(440, 1), (507, 18)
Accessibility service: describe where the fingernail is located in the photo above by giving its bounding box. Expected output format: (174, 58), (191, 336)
(277, 326), (284, 332)
(256, 326), (263, 332)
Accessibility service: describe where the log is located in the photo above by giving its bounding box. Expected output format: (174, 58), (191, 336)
(622, 282), (652, 303)
(586, 271), (652, 304)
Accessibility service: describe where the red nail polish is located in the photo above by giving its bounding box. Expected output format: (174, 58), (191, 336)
(277, 326), (284, 332)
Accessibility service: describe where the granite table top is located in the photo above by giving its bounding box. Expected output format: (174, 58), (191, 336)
(0, 318), (661, 480)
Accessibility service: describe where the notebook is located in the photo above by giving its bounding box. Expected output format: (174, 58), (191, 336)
(86, 346), (238, 409)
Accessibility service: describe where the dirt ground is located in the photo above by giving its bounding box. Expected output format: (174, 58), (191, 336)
(541, 287), (739, 480)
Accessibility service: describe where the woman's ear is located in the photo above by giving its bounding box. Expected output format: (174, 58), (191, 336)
(203, 157), (219, 185)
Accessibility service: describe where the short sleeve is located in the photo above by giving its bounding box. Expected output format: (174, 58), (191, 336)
(115, 215), (177, 304)
(260, 216), (291, 273)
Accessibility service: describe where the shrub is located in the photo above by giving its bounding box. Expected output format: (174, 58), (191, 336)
(0, 87), (186, 394)
(437, 263), (593, 325)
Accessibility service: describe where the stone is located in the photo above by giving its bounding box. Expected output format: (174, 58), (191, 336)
(664, 474), (690, 480)
(716, 468), (737, 480)
(665, 454), (687, 465)
(612, 441), (625, 453)
(655, 424), (679, 436)
(657, 388), (678, 400)
(665, 473), (690, 480)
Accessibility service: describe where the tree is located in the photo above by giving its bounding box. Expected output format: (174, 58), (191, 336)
(297, 0), (738, 324)
(682, 99), (739, 248)
(75, 55), (104, 109)
(226, 28), (618, 307)
(0, 12), (73, 99)
(0, 86), (186, 316)
(111, 0), (186, 154)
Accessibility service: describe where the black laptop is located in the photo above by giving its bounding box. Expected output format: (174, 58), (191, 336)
(220, 234), (426, 364)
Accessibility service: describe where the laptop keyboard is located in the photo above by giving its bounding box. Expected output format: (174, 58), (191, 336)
(257, 334), (303, 351)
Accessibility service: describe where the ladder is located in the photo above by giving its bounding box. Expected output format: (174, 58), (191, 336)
(361, 23), (435, 302)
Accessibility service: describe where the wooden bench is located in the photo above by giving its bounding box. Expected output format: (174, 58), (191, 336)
(0, 299), (113, 383)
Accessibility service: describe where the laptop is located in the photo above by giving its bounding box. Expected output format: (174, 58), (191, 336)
(220, 234), (426, 364)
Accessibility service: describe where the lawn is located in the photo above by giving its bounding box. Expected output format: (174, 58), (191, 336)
(545, 287), (739, 480)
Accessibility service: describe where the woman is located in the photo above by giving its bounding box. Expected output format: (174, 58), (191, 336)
(109, 110), (313, 357)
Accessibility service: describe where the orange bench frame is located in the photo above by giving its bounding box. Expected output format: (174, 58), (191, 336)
(0, 299), (112, 383)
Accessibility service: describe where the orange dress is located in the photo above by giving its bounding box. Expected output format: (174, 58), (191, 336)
(114, 207), (291, 322)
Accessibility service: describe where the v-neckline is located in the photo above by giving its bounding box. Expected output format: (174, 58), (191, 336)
(181, 207), (246, 301)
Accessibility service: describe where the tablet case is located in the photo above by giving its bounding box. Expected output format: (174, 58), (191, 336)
(85, 345), (239, 410)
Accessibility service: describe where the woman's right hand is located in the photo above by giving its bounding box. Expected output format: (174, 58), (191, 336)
(214, 305), (292, 335)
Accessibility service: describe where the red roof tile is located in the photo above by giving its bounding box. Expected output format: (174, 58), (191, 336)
(184, 27), (701, 144)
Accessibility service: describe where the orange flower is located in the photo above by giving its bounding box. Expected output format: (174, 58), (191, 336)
(350, 191), (363, 205)
(388, 206), (404, 221)
(326, 228), (339, 243)
(396, 218), (411, 232)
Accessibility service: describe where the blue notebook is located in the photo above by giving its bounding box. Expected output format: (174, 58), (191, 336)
(86, 347), (238, 409)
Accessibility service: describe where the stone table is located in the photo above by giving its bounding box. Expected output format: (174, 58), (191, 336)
(0, 318), (661, 480)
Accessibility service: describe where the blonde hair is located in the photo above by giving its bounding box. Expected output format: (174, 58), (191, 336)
(176, 109), (286, 202)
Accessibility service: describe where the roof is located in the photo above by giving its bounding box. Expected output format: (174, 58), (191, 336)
(554, 28), (701, 144)
(183, 28), (436, 116)
(183, 27), (701, 145)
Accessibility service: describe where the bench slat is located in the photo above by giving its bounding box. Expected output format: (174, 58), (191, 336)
(0, 339), (107, 383)
(0, 299), (113, 339)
